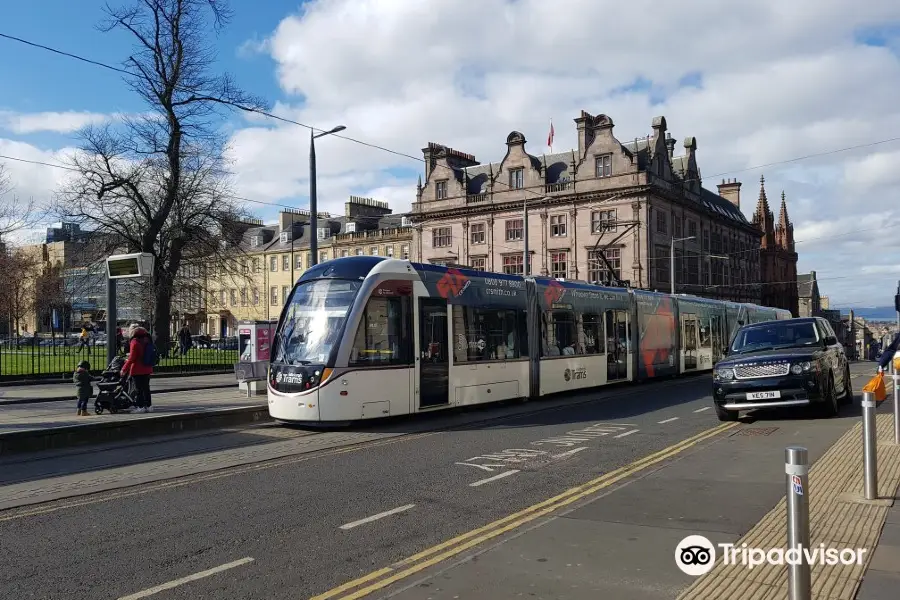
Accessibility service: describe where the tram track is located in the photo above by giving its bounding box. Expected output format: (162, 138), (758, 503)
(0, 373), (706, 520)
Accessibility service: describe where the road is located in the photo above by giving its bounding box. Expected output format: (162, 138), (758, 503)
(0, 363), (878, 599)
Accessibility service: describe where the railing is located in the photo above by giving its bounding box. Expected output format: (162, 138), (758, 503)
(0, 334), (239, 382)
(467, 193), (489, 203)
(545, 181), (573, 193)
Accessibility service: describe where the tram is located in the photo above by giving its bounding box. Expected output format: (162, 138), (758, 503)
(267, 256), (791, 423)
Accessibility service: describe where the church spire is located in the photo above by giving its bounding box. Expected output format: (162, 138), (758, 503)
(777, 191), (795, 251)
(752, 174), (775, 248)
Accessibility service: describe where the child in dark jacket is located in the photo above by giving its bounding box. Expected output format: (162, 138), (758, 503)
(73, 360), (93, 416)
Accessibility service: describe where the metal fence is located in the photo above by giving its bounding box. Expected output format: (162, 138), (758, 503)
(0, 334), (239, 382)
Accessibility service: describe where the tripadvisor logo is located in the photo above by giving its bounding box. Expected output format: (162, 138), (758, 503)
(675, 535), (868, 576)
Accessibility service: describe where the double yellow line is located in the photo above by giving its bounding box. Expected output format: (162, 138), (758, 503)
(311, 421), (740, 600)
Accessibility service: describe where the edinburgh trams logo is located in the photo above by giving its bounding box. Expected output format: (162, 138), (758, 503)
(564, 367), (587, 382)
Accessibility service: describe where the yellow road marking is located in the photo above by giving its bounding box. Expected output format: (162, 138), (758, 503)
(309, 421), (739, 600)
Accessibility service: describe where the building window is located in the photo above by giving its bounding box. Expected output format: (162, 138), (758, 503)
(230, 289), (237, 306)
(687, 256), (700, 285)
(220, 290), (226, 306)
(282, 254), (289, 271)
(341, 250), (348, 257)
(656, 211), (667, 234)
(270, 256), (277, 272)
(356, 248), (363, 256)
(551, 251), (568, 278)
(470, 257), (486, 271)
(470, 222), (486, 244)
(242, 260), (249, 274)
(320, 251), (327, 263)
(503, 254), (524, 275)
(591, 210), (616, 233)
(688, 220), (697, 238)
(270, 286), (278, 306)
(510, 168), (524, 189)
(674, 217), (682, 239)
(253, 288), (260, 306)
(386, 245), (394, 257)
(240, 288), (247, 306)
(436, 180), (448, 199)
(253, 258), (261, 273)
(505, 219), (523, 241)
(433, 227), (451, 248)
(282, 286), (290, 304)
(550, 215), (567, 237)
(595, 154), (612, 178)
(588, 249), (621, 284)
(401, 245), (410, 260)
(295, 255), (302, 270)
(702, 229), (710, 251)
(349, 296), (410, 366)
(655, 245), (670, 283)
(369, 246), (378, 256)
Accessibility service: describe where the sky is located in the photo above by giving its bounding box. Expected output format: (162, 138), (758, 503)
(1, 0), (900, 308)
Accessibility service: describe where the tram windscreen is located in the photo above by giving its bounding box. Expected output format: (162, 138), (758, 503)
(272, 279), (362, 365)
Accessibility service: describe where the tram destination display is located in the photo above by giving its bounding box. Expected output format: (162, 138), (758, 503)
(106, 252), (155, 279)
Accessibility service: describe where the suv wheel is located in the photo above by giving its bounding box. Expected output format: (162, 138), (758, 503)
(715, 403), (739, 422)
(819, 374), (838, 418)
(838, 364), (853, 405)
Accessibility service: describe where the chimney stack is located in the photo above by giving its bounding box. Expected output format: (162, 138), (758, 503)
(717, 177), (742, 209)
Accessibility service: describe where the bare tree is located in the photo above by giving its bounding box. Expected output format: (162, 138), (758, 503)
(54, 0), (267, 349)
(0, 163), (38, 243)
(0, 247), (40, 335)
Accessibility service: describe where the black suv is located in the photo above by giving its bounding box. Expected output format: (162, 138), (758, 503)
(712, 317), (852, 421)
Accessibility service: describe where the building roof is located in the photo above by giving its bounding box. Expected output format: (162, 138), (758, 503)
(797, 273), (816, 298)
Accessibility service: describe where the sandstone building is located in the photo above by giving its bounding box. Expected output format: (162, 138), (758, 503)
(409, 111), (764, 304)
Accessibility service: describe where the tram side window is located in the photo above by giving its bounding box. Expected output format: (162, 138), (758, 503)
(452, 305), (527, 362)
(349, 296), (409, 366)
(699, 319), (712, 348)
(543, 310), (581, 356)
(581, 312), (603, 355)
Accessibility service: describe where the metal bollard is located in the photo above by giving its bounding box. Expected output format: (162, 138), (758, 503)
(862, 391), (878, 500)
(785, 446), (811, 600)
(893, 363), (900, 445)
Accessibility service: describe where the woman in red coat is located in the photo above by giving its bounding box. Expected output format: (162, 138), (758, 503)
(121, 324), (154, 413)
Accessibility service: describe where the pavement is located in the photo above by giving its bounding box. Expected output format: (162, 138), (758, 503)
(0, 362), (894, 599)
(0, 372), (235, 404)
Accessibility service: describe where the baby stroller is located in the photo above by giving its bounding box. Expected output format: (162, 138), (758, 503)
(94, 355), (137, 414)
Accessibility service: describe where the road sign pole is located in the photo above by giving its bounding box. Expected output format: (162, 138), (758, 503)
(862, 391), (879, 500)
(785, 446), (811, 600)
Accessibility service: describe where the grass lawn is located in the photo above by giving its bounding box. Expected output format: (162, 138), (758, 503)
(0, 344), (238, 379)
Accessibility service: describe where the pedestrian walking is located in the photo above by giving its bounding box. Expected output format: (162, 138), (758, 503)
(178, 324), (192, 356)
(121, 324), (156, 413)
(73, 360), (93, 416)
(76, 325), (90, 354)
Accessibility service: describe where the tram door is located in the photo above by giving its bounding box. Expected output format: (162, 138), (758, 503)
(605, 309), (629, 381)
(710, 315), (725, 363)
(418, 298), (449, 408)
(680, 314), (699, 371)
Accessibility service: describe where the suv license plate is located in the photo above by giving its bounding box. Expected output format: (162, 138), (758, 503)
(747, 391), (781, 400)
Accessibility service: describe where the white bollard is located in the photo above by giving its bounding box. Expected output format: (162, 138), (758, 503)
(785, 446), (811, 600)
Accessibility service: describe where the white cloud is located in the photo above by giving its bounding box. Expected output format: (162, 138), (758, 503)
(6, 0), (900, 308)
(0, 110), (112, 134)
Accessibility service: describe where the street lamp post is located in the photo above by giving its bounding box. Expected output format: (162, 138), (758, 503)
(309, 125), (346, 267)
(671, 236), (695, 295)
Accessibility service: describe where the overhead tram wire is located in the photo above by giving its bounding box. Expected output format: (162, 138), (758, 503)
(3, 30), (900, 209)
(0, 153), (322, 214)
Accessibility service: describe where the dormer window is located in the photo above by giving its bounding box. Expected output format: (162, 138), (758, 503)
(510, 168), (524, 189)
(250, 235), (263, 248)
(345, 222), (356, 233)
(279, 231), (291, 244)
(436, 180), (448, 199)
